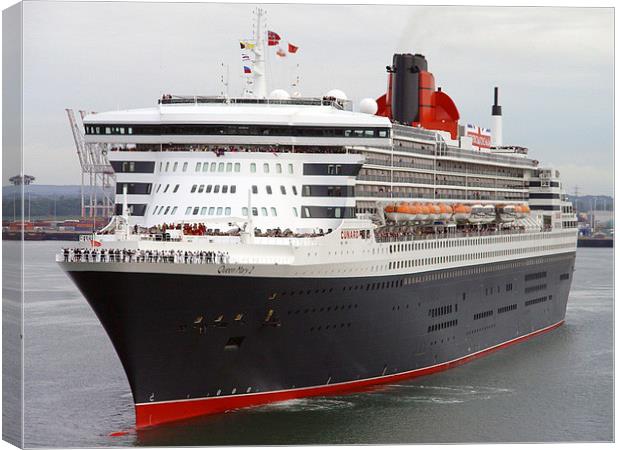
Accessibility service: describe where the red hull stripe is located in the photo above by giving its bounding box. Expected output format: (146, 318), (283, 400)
(135, 320), (564, 429)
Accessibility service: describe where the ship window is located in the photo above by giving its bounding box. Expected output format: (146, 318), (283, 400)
(206, 185), (212, 193)
(208, 207), (215, 215)
(165, 162), (170, 171)
(164, 206), (171, 215)
(210, 162), (217, 172)
(191, 185), (197, 193)
(195, 162), (201, 172)
(242, 207), (248, 216)
(292, 186), (298, 195)
(281, 186), (286, 195)
(171, 206), (178, 214)
(193, 207), (199, 215)
(261, 207), (268, 216)
(288, 164), (294, 174)
(252, 185), (258, 194)
(252, 207), (258, 216)
(222, 185), (228, 194)
(230, 185), (236, 193)
(214, 185), (220, 193)
(163, 184), (170, 193)
(271, 207), (277, 216)
(217, 207), (223, 215)
(202, 163), (209, 172)
(218, 162), (225, 172)
(158, 162), (162, 172)
(263, 163), (270, 173)
(226, 163), (232, 172)
(105, 127), (111, 134)
(225, 207), (231, 215)
(250, 163), (256, 173)
(182, 162), (188, 172)
(293, 207), (298, 217)
(234, 162), (241, 172)
(173, 184), (179, 193)
(200, 207), (207, 215)
(276, 163), (282, 174)
(173, 162), (178, 172)
(156, 184), (161, 193)
(198, 185), (205, 193)
(266, 185), (272, 195)
(185, 207), (192, 215)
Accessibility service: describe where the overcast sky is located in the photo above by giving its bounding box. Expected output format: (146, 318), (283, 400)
(16, 2), (614, 195)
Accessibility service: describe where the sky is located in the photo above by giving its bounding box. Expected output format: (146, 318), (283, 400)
(11, 1), (615, 195)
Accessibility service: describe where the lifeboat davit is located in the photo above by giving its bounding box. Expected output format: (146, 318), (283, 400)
(483, 204), (496, 222)
(498, 204), (517, 223)
(438, 203), (453, 221)
(453, 204), (471, 222)
(468, 204), (487, 224)
(426, 203), (441, 222)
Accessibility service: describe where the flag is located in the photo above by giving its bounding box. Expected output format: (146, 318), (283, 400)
(276, 47), (286, 57)
(92, 240), (102, 247)
(240, 41), (246, 49)
(465, 124), (492, 149)
(240, 41), (255, 50)
(288, 43), (299, 53)
(243, 66), (252, 74)
(241, 54), (251, 61)
(268, 30), (281, 46)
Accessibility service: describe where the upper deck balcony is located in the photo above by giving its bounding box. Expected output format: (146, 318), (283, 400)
(158, 94), (353, 111)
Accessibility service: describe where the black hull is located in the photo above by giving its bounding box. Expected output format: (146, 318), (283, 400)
(66, 251), (576, 427)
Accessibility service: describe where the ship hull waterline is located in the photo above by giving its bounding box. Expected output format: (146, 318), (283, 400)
(62, 251), (575, 429)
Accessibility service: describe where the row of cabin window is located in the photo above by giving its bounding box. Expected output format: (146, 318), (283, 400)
(250, 185), (298, 195)
(190, 184), (237, 194)
(388, 243), (574, 270)
(156, 161), (295, 175)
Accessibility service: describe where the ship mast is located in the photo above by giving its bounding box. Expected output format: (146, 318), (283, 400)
(251, 7), (267, 98)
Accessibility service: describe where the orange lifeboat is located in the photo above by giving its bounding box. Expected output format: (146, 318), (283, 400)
(453, 204), (471, 222)
(438, 203), (452, 221)
(384, 204), (398, 222)
(418, 203), (430, 222)
(405, 203), (420, 221)
(514, 204), (526, 219)
(426, 203), (441, 221)
(395, 202), (410, 222)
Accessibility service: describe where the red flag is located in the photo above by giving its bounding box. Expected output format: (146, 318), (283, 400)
(92, 240), (102, 247)
(267, 30), (281, 46)
(288, 43), (299, 54)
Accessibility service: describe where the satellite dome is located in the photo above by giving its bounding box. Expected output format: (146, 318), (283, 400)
(359, 98), (378, 114)
(325, 89), (348, 100)
(269, 89), (291, 100)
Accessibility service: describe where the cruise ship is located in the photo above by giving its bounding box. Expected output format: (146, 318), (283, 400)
(58, 12), (578, 430)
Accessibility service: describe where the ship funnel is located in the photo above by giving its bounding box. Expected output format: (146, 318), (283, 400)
(390, 53), (428, 124)
(491, 86), (503, 146)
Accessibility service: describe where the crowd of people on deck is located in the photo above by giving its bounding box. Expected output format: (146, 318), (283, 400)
(127, 223), (329, 239)
(374, 224), (527, 242)
(61, 247), (230, 264)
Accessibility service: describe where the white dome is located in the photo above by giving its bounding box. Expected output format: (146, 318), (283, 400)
(325, 89), (348, 100)
(269, 89), (291, 100)
(359, 98), (378, 114)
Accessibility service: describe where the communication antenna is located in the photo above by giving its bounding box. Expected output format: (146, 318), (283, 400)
(291, 63), (301, 97)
